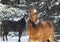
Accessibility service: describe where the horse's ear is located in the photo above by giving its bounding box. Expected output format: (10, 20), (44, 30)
(24, 14), (28, 19)
(24, 14), (28, 18)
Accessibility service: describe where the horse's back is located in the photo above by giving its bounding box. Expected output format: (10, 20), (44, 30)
(38, 21), (54, 28)
(2, 17), (26, 31)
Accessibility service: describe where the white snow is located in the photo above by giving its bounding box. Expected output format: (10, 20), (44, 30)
(0, 3), (6, 11)
(0, 35), (60, 42)
(0, 35), (29, 42)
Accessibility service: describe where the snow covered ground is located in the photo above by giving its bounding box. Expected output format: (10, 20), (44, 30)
(0, 35), (60, 42)
(0, 35), (29, 42)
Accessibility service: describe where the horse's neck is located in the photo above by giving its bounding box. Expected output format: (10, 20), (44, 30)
(35, 20), (40, 25)
(28, 20), (40, 28)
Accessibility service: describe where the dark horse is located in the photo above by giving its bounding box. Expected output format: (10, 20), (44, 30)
(1, 16), (26, 42)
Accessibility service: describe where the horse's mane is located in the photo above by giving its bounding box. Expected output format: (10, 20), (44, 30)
(29, 20), (37, 28)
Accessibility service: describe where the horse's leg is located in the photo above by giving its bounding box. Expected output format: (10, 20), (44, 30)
(18, 31), (22, 42)
(3, 32), (5, 41)
(0, 26), (2, 38)
(6, 32), (8, 41)
(35, 39), (42, 42)
(29, 39), (42, 42)
(49, 34), (54, 42)
(29, 39), (34, 42)
(37, 40), (42, 42)
(49, 37), (54, 42)
(47, 39), (50, 42)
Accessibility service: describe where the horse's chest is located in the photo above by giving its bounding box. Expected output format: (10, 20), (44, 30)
(31, 22), (38, 29)
(29, 25), (39, 34)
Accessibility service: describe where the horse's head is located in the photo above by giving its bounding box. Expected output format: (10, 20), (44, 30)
(29, 7), (38, 22)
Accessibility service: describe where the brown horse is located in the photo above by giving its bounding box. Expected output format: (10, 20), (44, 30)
(28, 7), (54, 42)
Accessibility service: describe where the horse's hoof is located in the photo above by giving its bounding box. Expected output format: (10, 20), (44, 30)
(3, 39), (5, 41)
(18, 40), (20, 42)
(6, 39), (8, 41)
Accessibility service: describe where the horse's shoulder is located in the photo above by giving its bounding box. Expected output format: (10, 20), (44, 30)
(39, 21), (47, 25)
(38, 20), (53, 27)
